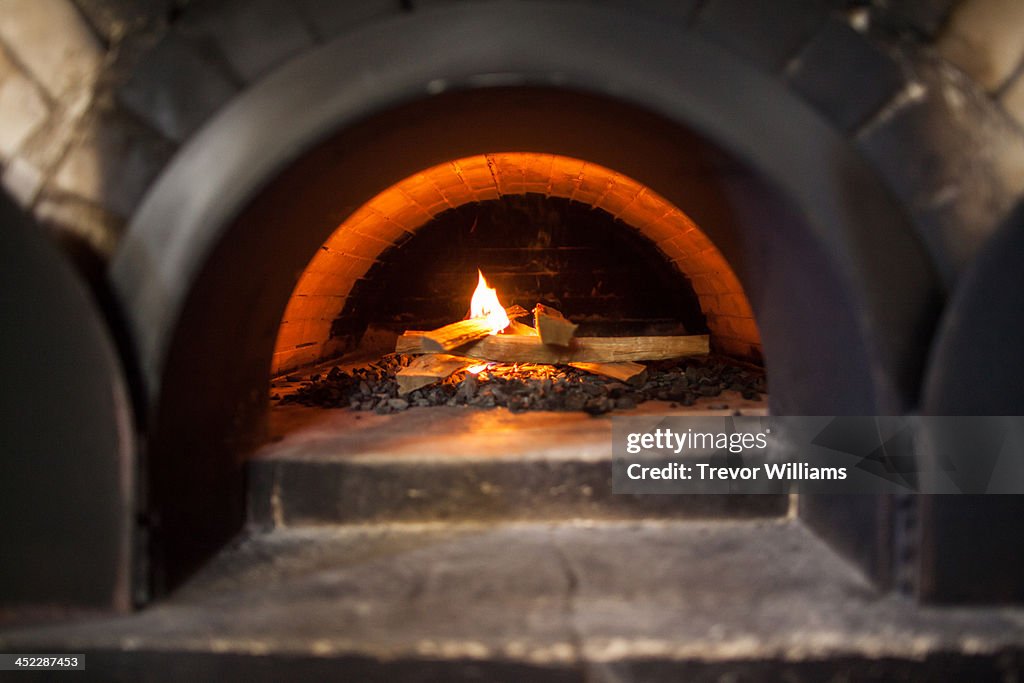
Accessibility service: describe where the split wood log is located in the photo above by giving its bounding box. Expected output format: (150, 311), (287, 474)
(501, 305), (530, 321)
(534, 304), (578, 346)
(507, 320), (539, 336)
(421, 305), (530, 352)
(396, 332), (709, 363)
(396, 354), (473, 395)
(570, 361), (647, 385)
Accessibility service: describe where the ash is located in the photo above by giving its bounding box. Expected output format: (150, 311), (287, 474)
(277, 356), (766, 415)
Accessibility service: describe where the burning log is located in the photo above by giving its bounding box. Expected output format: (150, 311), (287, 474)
(420, 305), (529, 352)
(534, 304), (578, 346)
(396, 354), (473, 395)
(507, 319), (538, 336)
(397, 332), (709, 363)
(570, 361), (647, 385)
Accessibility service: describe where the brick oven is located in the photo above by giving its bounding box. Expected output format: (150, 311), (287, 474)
(2, 1), (1024, 680)
(274, 152), (759, 373)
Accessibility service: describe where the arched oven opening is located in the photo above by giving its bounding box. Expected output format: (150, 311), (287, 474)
(117, 72), (936, 593)
(269, 153), (764, 421)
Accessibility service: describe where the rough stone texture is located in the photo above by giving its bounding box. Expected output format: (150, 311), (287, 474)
(53, 103), (175, 218)
(116, 32), (238, 142)
(1002, 71), (1024, 130)
(34, 192), (125, 259)
(787, 19), (907, 132)
(0, 48), (50, 159)
(178, 0), (315, 83)
(937, 0), (1024, 92)
(2, 520), (1023, 681)
(0, 0), (1017, 299)
(694, 0), (840, 72)
(858, 53), (1024, 284)
(0, 0), (102, 99)
(71, 0), (173, 43)
(1, 156), (44, 205)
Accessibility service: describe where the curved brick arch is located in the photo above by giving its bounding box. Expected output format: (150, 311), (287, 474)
(273, 153), (759, 374)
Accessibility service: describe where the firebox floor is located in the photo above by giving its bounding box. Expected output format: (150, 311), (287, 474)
(2, 519), (1023, 681)
(267, 395), (769, 460)
(252, 398), (786, 525)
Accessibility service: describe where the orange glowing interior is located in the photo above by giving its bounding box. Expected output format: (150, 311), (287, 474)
(273, 152), (760, 375)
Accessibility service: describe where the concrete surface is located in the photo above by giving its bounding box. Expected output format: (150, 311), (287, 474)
(2, 519), (1023, 681)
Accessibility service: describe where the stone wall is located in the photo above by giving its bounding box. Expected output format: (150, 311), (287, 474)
(1, 0), (1023, 291)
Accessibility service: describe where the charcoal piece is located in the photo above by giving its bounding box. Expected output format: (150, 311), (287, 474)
(456, 376), (478, 402)
(275, 353), (765, 414)
(564, 394), (587, 411)
(584, 397), (611, 415)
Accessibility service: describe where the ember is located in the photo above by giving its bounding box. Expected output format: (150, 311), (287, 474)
(277, 355), (766, 415)
(275, 269), (763, 414)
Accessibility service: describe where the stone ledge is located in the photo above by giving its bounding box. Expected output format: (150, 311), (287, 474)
(2, 519), (1023, 681)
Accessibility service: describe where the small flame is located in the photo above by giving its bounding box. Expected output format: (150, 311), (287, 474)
(469, 269), (509, 334)
(466, 363), (491, 375)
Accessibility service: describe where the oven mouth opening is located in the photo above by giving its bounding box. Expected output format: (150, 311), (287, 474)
(269, 152), (767, 429)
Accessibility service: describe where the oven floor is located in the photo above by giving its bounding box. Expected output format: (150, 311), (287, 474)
(2, 519), (1023, 681)
(251, 398), (785, 525)
(3, 400), (1023, 680)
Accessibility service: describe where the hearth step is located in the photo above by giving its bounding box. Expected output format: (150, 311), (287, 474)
(2, 519), (1021, 682)
(251, 404), (785, 526)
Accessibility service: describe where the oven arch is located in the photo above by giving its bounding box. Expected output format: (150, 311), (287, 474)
(110, 2), (942, 592)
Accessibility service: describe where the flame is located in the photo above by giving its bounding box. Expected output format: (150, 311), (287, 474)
(469, 270), (510, 334)
(466, 363), (491, 375)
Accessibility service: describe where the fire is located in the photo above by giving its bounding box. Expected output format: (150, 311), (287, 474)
(469, 270), (510, 334)
(466, 363), (491, 375)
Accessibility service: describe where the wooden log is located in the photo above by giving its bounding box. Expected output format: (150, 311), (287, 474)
(396, 354), (473, 395)
(503, 305), (530, 321)
(421, 305), (530, 352)
(397, 332), (709, 363)
(534, 304), (578, 346)
(420, 317), (496, 353)
(507, 320), (538, 336)
(570, 361), (647, 385)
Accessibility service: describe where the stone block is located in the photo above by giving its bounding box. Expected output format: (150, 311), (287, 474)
(53, 105), (176, 218)
(1001, 71), (1024, 131)
(117, 33), (238, 142)
(695, 0), (842, 72)
(788, 19), (906, 132)
(858, 56), (1024, 281)
(179, 0), (315, 83)
(1, 157), (44, 206)
(33, 192), (124, 259)
(937, 0), (1024, 92)
(0, 54), (50, 158)
(0, 0), (102, 98)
